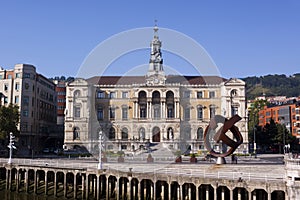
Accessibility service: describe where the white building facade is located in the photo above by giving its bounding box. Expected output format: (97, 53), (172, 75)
(64, 29), (248, 155)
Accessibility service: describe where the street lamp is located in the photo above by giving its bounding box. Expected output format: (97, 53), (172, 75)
(7, 132), (17, 164)
(253, 126), (257, 158)
(98, 130), (104, 170)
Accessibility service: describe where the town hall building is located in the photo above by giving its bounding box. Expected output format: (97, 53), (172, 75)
(63, 26), (248, 156)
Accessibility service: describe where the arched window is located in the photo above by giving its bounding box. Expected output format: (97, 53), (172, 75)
(74, 90), (81, 97)
(166, 91), (174, 118)
(139, 127), (146, 140)
(167, 127), (174, 140)
(73, 127), (80, 140)
(121, 128), (128, 140)
(209, 105), (216, 119)
(197, 105), (203, 120)
(152, 91), (161, 119)
(108, 127), (115, 141)
(138, 91), (147, 118)
(197, 127), (204, 140)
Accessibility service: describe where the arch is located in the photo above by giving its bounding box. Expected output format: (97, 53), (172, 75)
(233, 187), (249, 200)
(138, 91), (147, 118)
(152, 126), (160, 142)
(108, 127), (116, 141)
(166, 91), (175, 118)
(121, 127), (128, 140)
(230, 89), (238, 97)
(139, 127), (146, 140)
(74, 90), (81, 97)
(197, 105), (203, 120)
(73, 127), (80, 140)
(167, 127), (174, 140)
(271, 190), (285, 200)
(152, 91), (161, 119)
(197, 127), (204, 140)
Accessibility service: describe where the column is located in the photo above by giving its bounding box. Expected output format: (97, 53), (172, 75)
(221, 187), (225, 200)
(161, 184), (165, 200)
(237, 188), (241, 200)
(34, 170), (37, 194)
(7, 169), (11, 191)
(54, 172), (57, 197)
(64, 173), (67, 198)
(196, 185), (199, 200)
(139, 181), (143, 200)
(253, 190), (257, 200)
(81, 174), (85, 200)
(45, 171), (48, 195)
(25, 170), (29, 193)
(230, 188), (233, 200)
(96, 175), (100, 200)
(268, 191), (271, 200)
(149, 101), (152, 119)
(174, 101), (177, 118)
(188, 185), (191, 200)
(134, 102), (137, 118)
(177, 184), (182, 200)
(116, 177), (120, 200)
(16, 169), (20, 192)
(133, 181), (136, 200)
(206, 185), (210, 200)
(85, 174), (89, 200)
(106, 177), (109, 200)
(168, 182), (172, 200)
(127, 177), (132, 200)
(152, 182), (156, 200)
(214, 186), (217, 200)
(73, 174), (77, 199)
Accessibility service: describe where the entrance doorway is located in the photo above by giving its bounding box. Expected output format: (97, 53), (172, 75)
(152, 127), (160, 142)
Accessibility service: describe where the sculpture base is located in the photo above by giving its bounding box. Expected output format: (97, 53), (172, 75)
(216, 157), (226, 165)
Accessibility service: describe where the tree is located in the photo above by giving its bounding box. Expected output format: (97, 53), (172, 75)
(0, 104), (20, 140)
(248, 99), (268, 142)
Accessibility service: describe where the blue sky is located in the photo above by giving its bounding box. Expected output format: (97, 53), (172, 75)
(0, 1), (300, 79)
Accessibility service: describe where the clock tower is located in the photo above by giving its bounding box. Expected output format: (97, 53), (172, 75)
(146, 24), (166, 85)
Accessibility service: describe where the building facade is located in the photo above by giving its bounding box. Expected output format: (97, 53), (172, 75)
(64, 28), (248, 155)
(259, 102), (300, 138)
(0, 64), (57, 155)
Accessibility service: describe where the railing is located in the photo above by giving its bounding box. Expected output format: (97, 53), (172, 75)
(0, 158), (285, 183)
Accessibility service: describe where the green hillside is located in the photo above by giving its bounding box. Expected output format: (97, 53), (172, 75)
(242, 73), (300, 100)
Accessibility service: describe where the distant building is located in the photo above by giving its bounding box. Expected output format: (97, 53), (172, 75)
(258, 102), (300, 138)
(0, 64), (57, 155)
(64, 26), (248, 154)
(52, 76), (74, 148)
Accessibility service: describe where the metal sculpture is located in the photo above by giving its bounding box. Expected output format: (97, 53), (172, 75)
(204, 115), (243, 164)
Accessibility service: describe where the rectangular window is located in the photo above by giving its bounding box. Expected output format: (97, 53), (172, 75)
(74, 107), (80, 118)
(197, 107), (203, 120)
(23, 96), (29, 106)
(109, 107), (115, 120)
(184, 91), (190, 98)
(0, 74), (3, 79)
(97, 91), (105, 98)
(109, 92), (116, 99)
(15, 73), (20, 78)
(122, 91), (128, 98)
(122, 107), (128, 120)
(23, 73), (30, 78)
(4, 84), (8, 91)
(15, 83), (20, 90)
(209, 91), (215, 98)
(184, 107), (190, 120)
(22, 110), (29, 117)
(15, 96), (19, 104)
(7, 74), (12, 79)
(97, 107), (103, 120)
(197, 91), (203, 99)
(4, 97), (8, 104)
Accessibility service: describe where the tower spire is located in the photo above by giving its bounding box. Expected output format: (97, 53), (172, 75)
(146, 22), (165, 85)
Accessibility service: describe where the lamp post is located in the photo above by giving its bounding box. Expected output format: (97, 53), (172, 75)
(98, 130), (104, 170)
(7, 132), (16, 164)
(253, 126), (257, 158)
